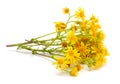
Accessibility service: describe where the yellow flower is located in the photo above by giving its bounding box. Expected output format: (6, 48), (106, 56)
(95, 23), (101, 29)
(89, 30), (97, 37)
(97, 30), (105, 40)
(79, 42), (86, 53)
(65, 47), (80, 63)
(102, 47), (110, 56)
(90, 14), (99, 23)
(70, 67), (78, 76)
(53, 56), (70, 70)
(94, 61), (102, 70)
(97, 42), (103, 49)
(94, 57), (106, 70)
(54, 22), (66, 32)
(63, 7), (70, 14)
(80, 19), (89, 31)
(67, 30), (78, 44)
(74, 7), (85, 20)
(76, 64), (82, 71)
(53, 57), (64, 69)
(89, 20), (101, 31)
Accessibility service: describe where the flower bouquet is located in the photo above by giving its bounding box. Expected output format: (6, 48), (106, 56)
(7, 7), (109, 76)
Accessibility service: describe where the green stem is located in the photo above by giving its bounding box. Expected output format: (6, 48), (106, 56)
(67, 21), (80, 24)
(35, 32), (56, 39)
(6, 41), (32, 47)
(66, 15), (74, 25)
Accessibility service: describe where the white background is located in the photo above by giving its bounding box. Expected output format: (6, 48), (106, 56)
(0, 0), (120, 84)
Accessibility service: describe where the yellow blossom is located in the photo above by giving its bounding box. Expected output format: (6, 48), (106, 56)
(79, 42), (86, 53)
(102, 47), (110, 56)
(94, 57), (106, 70)
(54, 22), (66, 32)
(67, 30), (78, 44)
(89, 19), (101, 31)
(63, 7), (70, 14)
(53, 56), (70, 70)
(53, 57), (64, 69)
(98, 30), (105, 40)
(74, 7), (85, 20)
(70, 67), (78, 76)
(95, 23), (101, 29)
(90, 14), (99, 23)
(80, 19), (89, 31)
(76, 64), (82, 71)
(65, 47), (80, 63)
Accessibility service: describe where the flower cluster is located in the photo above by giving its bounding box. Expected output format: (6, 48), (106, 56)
(53, 7), (109, 76)
(7, 7), (109, 76)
